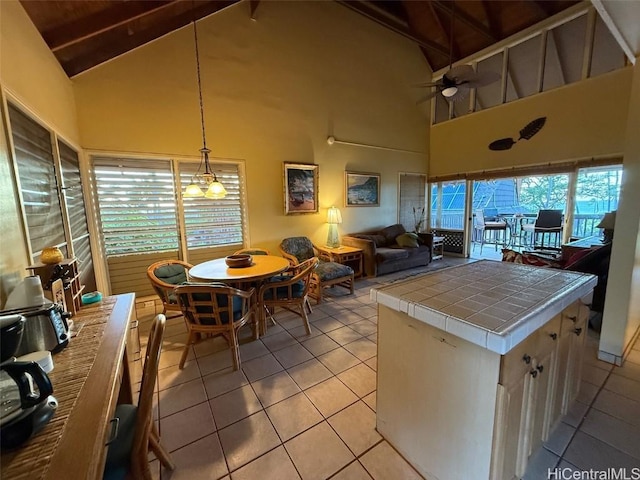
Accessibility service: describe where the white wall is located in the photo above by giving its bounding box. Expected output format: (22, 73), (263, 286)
(599, 58), (640, 363)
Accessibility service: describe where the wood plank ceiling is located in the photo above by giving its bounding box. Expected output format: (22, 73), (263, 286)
(20, 0), (580, 78)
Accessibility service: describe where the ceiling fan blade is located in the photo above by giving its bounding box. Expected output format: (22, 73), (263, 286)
(464, 70), (501, 88)
(445, 64), (475, 83)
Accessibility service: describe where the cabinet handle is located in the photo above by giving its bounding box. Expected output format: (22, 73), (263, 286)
(522, 354), (531, 364)
(105, 417), (120, 445)
(574, 327), (582, 336)
(536, 365), (544, 373)
(566, 315), (577, 322)
(549, 333), (557, 341)
(530, 369), (538, 378)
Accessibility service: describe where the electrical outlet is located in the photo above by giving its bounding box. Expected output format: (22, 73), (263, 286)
(144, 301), (155, 308)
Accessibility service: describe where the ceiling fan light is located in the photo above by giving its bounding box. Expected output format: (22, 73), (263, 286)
(205, 180), (227, 199)
(442, 86), (458, 98)
(184, 182), (205, 197)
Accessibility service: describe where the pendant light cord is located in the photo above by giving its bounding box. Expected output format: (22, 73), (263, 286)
(193, 19), (208, 152)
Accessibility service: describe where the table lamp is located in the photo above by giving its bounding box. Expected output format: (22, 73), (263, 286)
(326, 206), (342, 248)
(596, 211), (616, 243)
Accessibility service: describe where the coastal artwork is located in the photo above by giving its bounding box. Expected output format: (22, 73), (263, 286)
(345, 172), (380, 207)
(284, 163), (319, 214)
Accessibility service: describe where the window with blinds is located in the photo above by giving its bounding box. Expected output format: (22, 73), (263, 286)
(58, 140), (96, 291)
(93, 158), (179, 256)
(8, 103), (66, 256)
(179, 162), (244, 249)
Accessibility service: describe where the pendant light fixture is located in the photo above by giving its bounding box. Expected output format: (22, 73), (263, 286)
(183, 18), (226, 199)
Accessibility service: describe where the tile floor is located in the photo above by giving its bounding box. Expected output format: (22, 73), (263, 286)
(136, 258), (640, 480)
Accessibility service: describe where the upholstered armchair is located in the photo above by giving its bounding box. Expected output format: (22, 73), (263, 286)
(279, 237), (354, 304)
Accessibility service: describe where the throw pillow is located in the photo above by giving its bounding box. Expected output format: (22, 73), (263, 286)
(396, 232), (419, 248)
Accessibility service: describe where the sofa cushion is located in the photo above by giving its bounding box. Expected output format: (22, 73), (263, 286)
(396, 232), (419, 248)
(376, 247), (409, 263)
(351, 233), (387, 247)
(380, 224), (406, 245)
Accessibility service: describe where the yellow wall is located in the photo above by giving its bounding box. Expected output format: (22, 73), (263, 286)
(73, 1), (430, 253)
(429, 67), (632, 178)
(0, 0), (80, 306)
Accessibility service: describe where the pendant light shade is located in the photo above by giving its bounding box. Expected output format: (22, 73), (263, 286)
(182, 19), (226, 200)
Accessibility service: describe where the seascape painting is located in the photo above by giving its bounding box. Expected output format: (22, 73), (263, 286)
(284, 163), (319, 214)
(345, 172), (380, 207)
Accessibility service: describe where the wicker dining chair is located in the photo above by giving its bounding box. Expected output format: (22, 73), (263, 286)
(258, 257), (318, 337)
(147, 259), (193, 317)
(174, 283), (257, 371)
(103, 314), (174, 480)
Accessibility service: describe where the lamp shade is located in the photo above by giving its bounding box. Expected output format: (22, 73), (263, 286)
(184, 183), (205, 198)
(596, 211), (616, 230)
(205, 180), (227, 199)
(327, 206), (342, 224)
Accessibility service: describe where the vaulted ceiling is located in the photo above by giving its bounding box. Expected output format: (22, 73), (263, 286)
(20, 0), (580, 78)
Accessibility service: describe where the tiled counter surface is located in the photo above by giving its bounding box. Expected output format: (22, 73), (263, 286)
(370, 260), (597, 354)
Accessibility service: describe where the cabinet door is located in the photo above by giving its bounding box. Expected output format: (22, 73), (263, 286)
(527, 350), (555, 457)
(492, 374), (526, 480)
(564, 311), (587, 409)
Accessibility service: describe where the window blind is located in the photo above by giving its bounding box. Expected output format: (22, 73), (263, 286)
(8, 103), (66, 256)
(93, 157), (179, 256)
(58, 140), (96, 291)
(179, 162), (244, 249)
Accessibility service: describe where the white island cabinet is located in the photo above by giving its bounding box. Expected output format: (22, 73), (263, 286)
(371, 261), (597, 480)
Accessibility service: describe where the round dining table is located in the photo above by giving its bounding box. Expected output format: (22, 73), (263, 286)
(188, 255), (290, 283)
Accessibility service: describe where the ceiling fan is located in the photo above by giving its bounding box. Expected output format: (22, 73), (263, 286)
(415, 2), (499, 104)
(416, 65), (500, 103)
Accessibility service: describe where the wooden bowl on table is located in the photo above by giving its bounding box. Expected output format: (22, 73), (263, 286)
(225, 254), (253, 268)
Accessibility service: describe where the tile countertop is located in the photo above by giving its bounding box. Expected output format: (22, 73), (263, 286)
(370, 260), (598, 355)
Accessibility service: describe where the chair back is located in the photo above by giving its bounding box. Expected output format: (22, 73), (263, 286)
(147, 259), (193, 304)
(132, 314), (166, 466)
(535, 209), (563, 228)
(234, 248), (270, 256)
(261, 257), (318, 302)
(474, 210), (486, 228)
(483, 207), (499, 221)
(174, 284), (254, 327)
(280, 237), (315, 264)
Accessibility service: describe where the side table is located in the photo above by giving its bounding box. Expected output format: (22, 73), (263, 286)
(320, 245), (364, 278)
(432, 236), (444, 260)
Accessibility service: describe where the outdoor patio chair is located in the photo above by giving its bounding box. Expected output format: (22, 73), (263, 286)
(473, 209), (508, 253)
(521, 209), (563, 250)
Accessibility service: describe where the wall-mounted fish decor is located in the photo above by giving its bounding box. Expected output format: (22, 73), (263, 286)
(489, 117), (547, 151)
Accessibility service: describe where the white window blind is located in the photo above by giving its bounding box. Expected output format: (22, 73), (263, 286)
(59, 140), (96, 290)
(179, 162), (244, 249)
(8, 103), (66, 256)
(93, 158), (179, 256)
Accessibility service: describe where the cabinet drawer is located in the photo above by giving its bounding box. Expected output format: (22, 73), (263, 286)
(500, 333), (537, 386)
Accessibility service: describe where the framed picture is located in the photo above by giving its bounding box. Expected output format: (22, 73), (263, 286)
(284, 163), (319, 214)
(345, 171), (380, 207)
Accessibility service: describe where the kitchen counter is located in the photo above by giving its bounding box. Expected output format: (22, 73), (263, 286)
(372, 261), (597, 480)
(371, 260), (597, 354)
(0, 293), (137, 480)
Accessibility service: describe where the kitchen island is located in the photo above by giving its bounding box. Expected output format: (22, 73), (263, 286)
(371, 260), (597, 480)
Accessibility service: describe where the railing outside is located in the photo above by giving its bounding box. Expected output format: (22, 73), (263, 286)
(430, 212), (604, 240)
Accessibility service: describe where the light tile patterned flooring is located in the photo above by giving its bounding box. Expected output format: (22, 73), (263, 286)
(136, 259), (640, 480)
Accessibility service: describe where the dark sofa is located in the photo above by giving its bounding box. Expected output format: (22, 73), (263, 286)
(341, 224), (433, 277)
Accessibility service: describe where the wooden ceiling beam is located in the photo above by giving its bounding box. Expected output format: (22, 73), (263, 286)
(336, 0), (450, 58)
(432, 0), (497, 41)
(45, 1), (179, 52)
(481, 0), (503, 40)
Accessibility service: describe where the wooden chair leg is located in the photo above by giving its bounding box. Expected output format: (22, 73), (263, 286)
(179, 330), (197, 369)
(300, 305), (311, 336)
(149, 424), (175, 470)
(229, 328), (240, 371)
